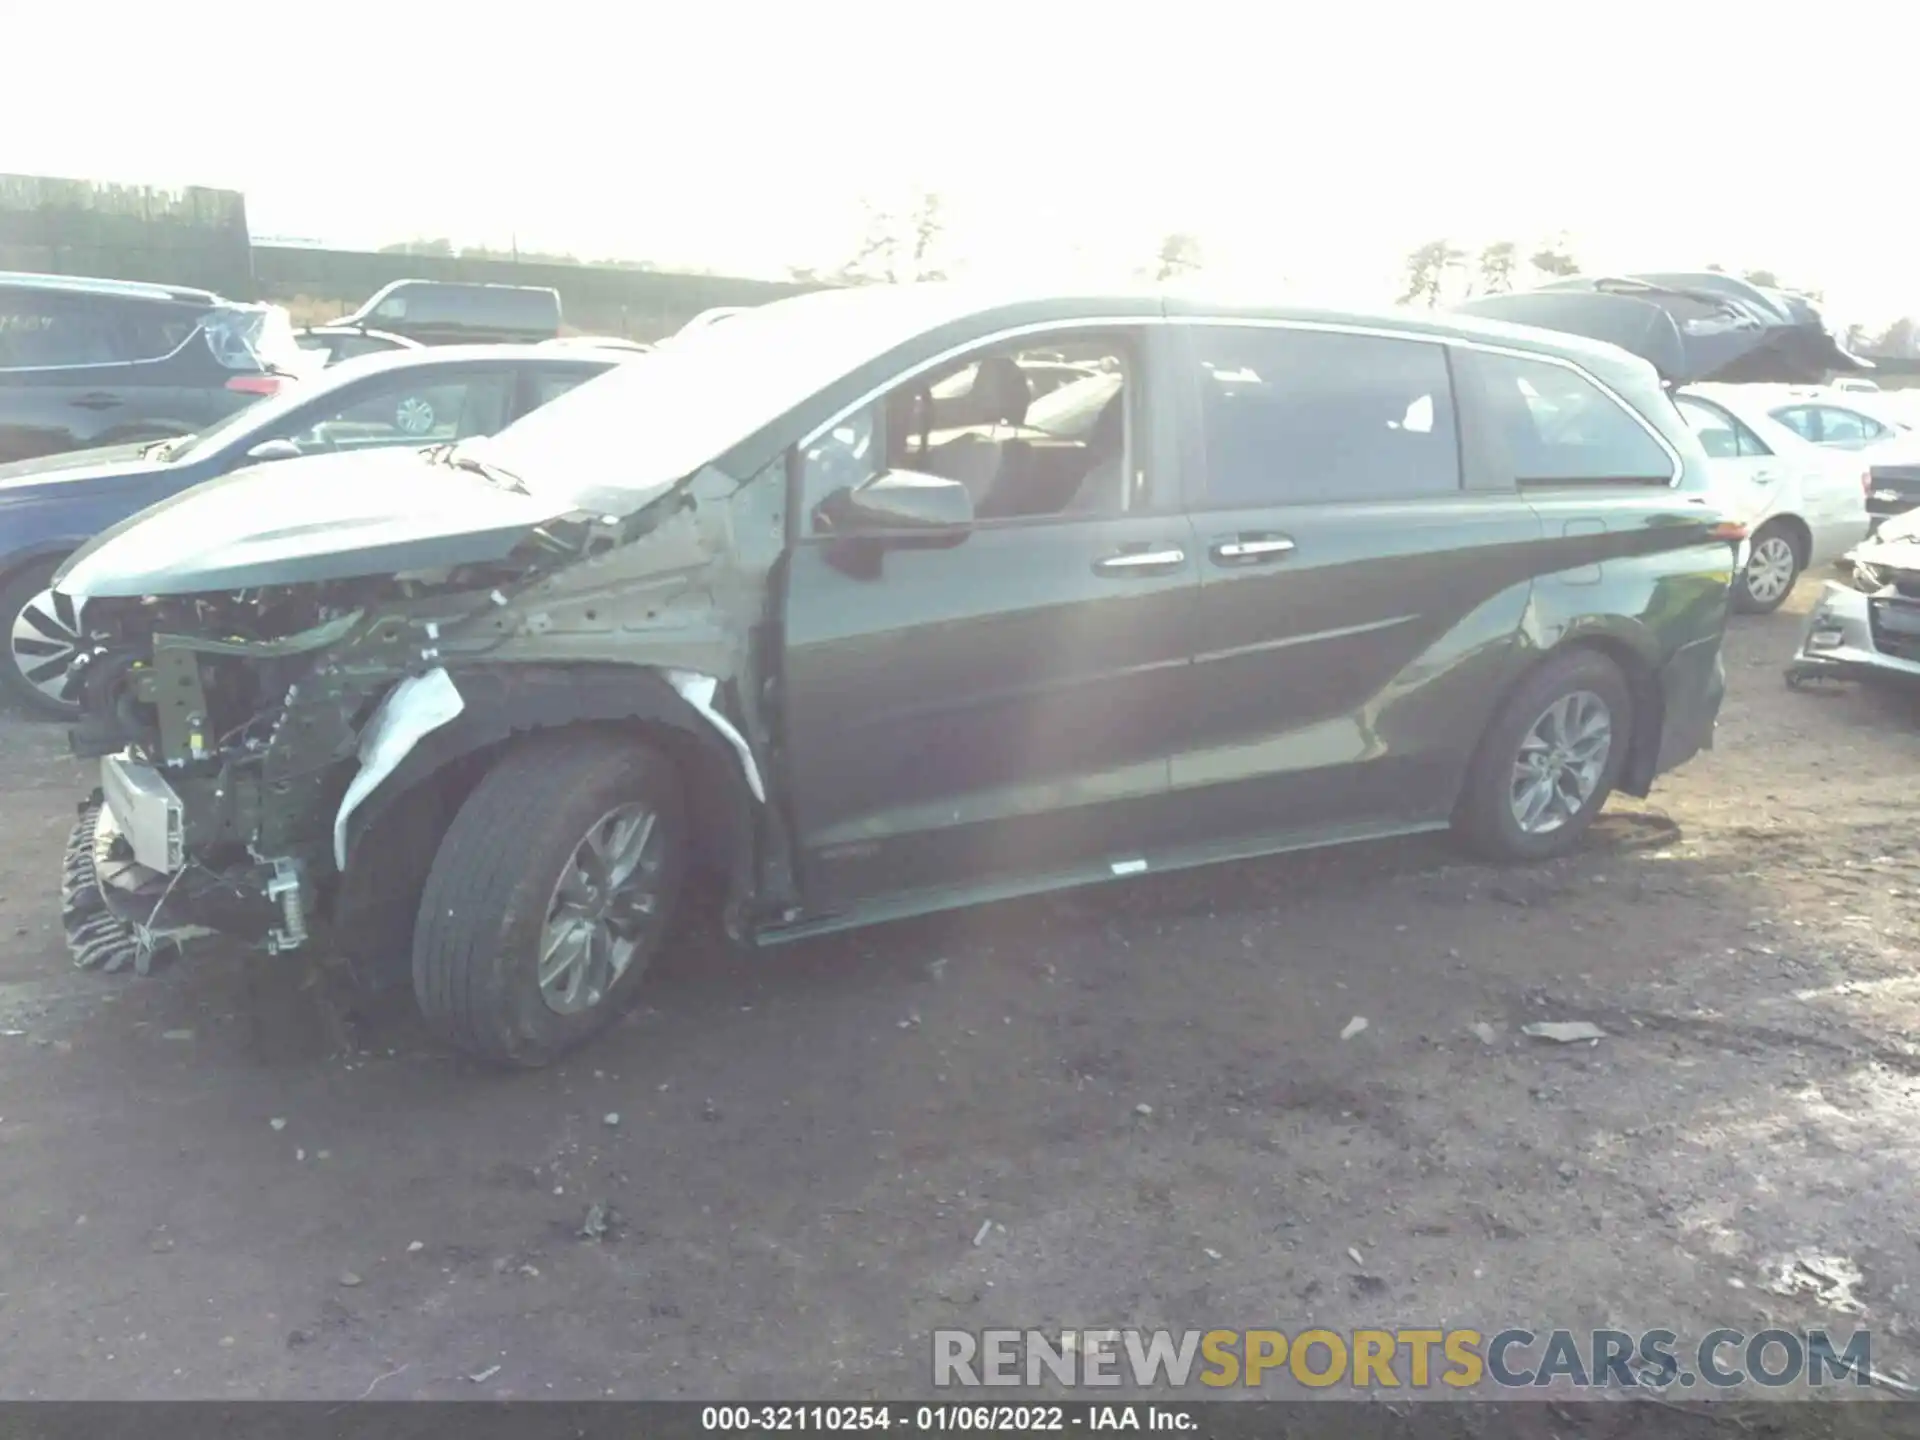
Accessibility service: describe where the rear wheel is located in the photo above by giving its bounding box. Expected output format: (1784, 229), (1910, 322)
(412, 732), (686, 1068)
(1454, 649), (1633, 862)
(1732, 521), (1802, 614)
(0, 557), (83, 719)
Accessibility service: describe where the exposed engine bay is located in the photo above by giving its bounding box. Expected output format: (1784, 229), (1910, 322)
(54, 460), (771, 983)
(61, 561), (539, 972)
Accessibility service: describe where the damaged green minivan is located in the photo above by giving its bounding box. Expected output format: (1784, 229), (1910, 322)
(53, 284), (1739, 1066)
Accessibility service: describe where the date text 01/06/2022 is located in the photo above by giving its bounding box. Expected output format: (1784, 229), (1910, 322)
(699, 1403), (1196, 1431)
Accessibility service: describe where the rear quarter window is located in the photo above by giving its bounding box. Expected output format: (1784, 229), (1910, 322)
(0, 292), (189, 367)
(1466, 350), (1675, 486)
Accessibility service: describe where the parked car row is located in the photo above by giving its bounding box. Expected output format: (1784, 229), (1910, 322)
(2, 264), (1886, 1074)
(1, 271), (320, 466)
(1, 341), (638, 713)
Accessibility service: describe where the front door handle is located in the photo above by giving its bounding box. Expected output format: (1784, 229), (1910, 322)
(69, 392), (122, 411)
(1751, 470), (1777, 485)
(1093, 545), (1186, 577)
(1210, 533), (1296, 565)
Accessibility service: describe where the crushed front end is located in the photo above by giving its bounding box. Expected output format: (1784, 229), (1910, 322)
(1786, 535), (1920, 694)
(59, 581), (462, 974)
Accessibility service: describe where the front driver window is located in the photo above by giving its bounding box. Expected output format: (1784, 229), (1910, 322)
(279, 370), (517, 454)
(801, 334), (1135, 533)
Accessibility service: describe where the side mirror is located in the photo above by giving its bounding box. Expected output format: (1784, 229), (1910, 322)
(824, 470), (973, 535)
(245, 439), (302, 463)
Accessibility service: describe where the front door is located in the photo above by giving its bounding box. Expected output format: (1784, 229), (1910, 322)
(777, 325), (1199, 913)
(1163, 321), (1546, 848)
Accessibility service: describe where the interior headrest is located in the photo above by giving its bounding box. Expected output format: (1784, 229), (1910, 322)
(973, 355), (1031, 426)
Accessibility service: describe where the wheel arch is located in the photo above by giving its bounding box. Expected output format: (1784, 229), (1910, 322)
(1757, 511), (1811, 565)
(0, 542), (85, 590)
(334, 664), (760, 968)
(1473, 631), (1665, 803)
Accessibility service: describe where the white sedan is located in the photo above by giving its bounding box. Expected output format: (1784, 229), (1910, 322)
(1673, 383), (1874, 613)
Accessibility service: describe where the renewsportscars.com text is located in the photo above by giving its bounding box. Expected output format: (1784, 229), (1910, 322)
(932, 1327), (1873, 1391)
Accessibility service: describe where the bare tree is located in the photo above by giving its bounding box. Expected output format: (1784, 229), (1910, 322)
(1154, 232), (1204, 282)
(1476, 241), (1518, 295)
(1399, 239), (1467, 308)
(838, 192), (949, 285)
(1742, 268), (1780, 289)
(1874, 317), (1916, 357)
(1527, 235), (1580, 279)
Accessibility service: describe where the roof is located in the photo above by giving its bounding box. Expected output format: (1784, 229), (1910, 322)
(727, 282), (1664, 384)
(0, 270), (224, 306)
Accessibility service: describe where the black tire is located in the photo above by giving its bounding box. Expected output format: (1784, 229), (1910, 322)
(1731, 520), (1802, 615)
(1453, 648), (1634, 863)
(0, 556), (82, 720)
(412, 731), (687, 1068)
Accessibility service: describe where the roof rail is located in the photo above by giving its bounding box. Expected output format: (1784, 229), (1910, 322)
(0, 270), (224, 305)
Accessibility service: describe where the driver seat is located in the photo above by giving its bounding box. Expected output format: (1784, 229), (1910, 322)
(942, 356), (1032, 509)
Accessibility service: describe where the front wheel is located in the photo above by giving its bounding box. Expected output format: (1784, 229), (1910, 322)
(0, 557), (83, 719)
(412, 731), (687, 1068)
(1453, 649), (1633, 863)
(1732, 522), (1802, 614)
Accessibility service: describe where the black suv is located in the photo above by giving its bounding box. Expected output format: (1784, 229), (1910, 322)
(0, 272), (310, 464)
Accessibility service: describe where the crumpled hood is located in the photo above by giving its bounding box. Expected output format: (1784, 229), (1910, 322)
(56, 447), (573, 599)
(1867, 507), (1920, 545)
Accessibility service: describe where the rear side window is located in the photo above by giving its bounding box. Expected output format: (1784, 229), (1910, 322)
(1675, 395), (1771, 459)
(1470, 351), (1675, 485)
(1771, 406), (1816, 440)
(1815, 407), (1883, 444)
(0, 292), (179, 367)
(1189, 325), (1460, 507)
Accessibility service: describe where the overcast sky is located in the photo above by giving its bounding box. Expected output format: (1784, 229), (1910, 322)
(8, 0), (1916, 323)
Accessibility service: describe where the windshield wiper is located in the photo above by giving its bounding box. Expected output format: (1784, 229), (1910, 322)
(425, 442), (529, 495)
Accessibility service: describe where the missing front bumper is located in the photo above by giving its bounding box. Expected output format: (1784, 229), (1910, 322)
(1786, 583), (1920, 690)
(61, 787), (299, 975)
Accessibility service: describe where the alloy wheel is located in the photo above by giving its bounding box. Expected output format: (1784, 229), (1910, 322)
(394, 396), (436, 435)
(9, 587), (83, 709)
(1509, 689), (1613, 835)
(537, 802), (666, 1015)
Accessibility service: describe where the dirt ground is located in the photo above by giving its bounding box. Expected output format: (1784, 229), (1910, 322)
(0, 583), (1917, 1405)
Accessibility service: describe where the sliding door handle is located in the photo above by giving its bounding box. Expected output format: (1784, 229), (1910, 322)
(1093, 546), (1186, 576)
(1210, 534), (1296, 564)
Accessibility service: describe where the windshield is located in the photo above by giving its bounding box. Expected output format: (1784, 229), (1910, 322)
(167, 348), (406, 463)
(462, 287), (965, 505)
(163, 378), (320, 462)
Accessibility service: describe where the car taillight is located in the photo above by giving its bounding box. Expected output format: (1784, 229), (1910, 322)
(225, 375), (281, 396)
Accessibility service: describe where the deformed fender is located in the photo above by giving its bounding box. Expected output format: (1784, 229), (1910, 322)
(332, 668), (465, 871)
(664, 669), (765, 802)
(337, 663), (764, 889)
